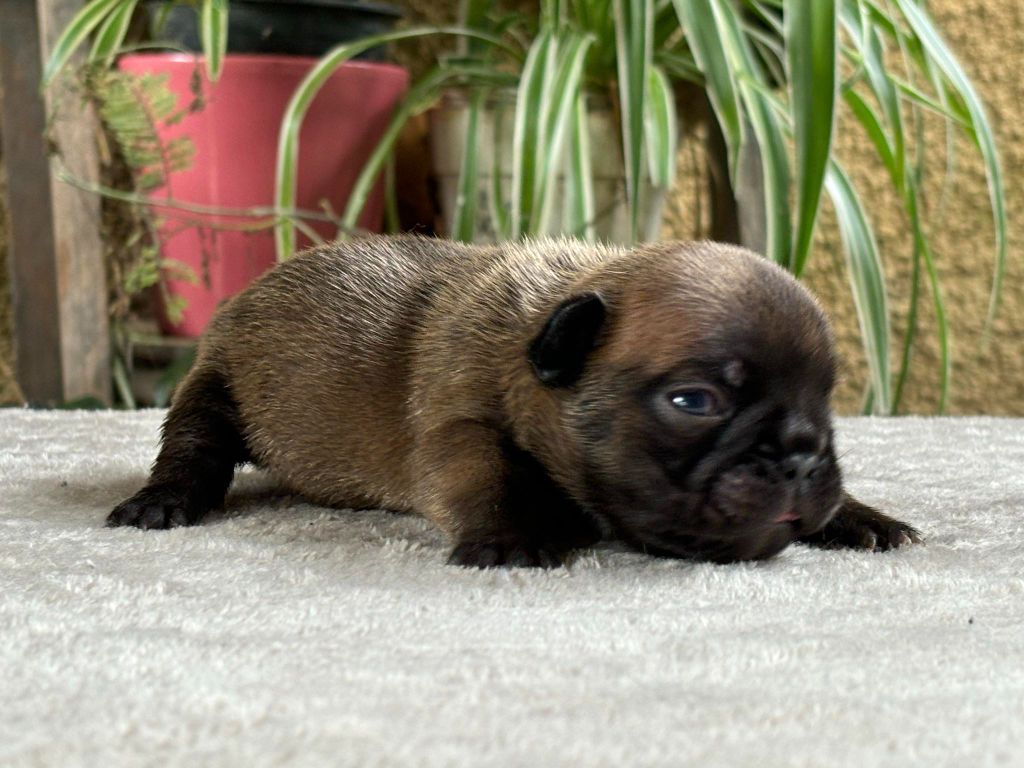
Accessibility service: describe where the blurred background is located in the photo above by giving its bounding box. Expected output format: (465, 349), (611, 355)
(0, 0), (1019, 415)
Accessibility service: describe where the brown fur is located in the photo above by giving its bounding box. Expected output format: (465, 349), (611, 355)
(108, 235), (919, 567)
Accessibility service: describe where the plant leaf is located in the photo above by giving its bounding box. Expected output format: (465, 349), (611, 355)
(643, 64), (677, 189)
(201, 0), (229, 81)
(510, 32), (555, 238)
(488, 98), (513, 240)
(613, 0), (653, 243)
(564, 90), (596, 240)
(533, 32), (595, 234)
(339, 67), (454, 235)
(842, 87), (896, 181)
(786, 0), (835, 276)
(825, 160), (891, 414)
(892, 0), (1007, 330)
(42, 0), (124, 86)
(849, 5), (906, 190)
(275, 26), (517, 259)
(654, 50), (705, 84)
(673, 0), (743, 182)
(894, 177), (950, 413)
(89, 0), (138, 68)
(709, 0), (791, 263)
(94, 70), (192, 193)
(451, 89), (486, 242)
(458, 0), (493, 56)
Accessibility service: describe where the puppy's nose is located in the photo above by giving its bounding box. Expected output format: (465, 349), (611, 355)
(779, 416), (822, 456)
(781, 452), (820, 482)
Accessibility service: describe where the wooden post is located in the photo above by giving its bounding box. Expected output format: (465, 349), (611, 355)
(0, 0), (110, 406)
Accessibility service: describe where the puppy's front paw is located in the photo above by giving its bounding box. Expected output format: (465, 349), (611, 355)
(801, 495), (920, 552)
(447, 536), (563, 569)
(106, 487), (197, 530)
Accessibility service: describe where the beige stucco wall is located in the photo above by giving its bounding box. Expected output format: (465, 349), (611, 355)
(0, 0), (1019, 411)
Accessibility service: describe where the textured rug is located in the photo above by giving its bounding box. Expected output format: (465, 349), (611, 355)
(1, 410), (1023, 767)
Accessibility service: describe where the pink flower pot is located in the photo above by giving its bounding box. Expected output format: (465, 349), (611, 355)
(118, 53), (408, 337)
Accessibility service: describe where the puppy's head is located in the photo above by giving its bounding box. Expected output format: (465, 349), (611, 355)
(528, 241), (842, 562)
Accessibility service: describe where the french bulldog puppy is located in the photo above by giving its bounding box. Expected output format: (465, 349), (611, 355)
(108, 235), (919, 567)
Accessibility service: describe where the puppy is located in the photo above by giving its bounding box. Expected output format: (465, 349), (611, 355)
(109, 235), (919, 566)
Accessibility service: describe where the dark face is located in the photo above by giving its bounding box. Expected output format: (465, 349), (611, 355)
(575, 351), (842, 563)
(529, 245), (843, 562)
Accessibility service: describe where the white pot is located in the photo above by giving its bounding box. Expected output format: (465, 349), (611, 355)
(429, 91), (668, 244)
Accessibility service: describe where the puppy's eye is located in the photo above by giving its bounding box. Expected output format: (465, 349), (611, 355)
(669, 389), (721, 417)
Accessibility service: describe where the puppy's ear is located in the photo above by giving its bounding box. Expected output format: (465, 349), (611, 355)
(529, 293), (606, 387)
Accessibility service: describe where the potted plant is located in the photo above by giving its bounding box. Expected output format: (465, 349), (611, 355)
(45, 1), (1009, 416)
(45, 0), (408, 337)
(273, 0), (1006, 415)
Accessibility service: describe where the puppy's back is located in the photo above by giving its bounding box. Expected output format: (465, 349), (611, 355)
(197, 235), (619, 511)
(203, 236), (476, 509)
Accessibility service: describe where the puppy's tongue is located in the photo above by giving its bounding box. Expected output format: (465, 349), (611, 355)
(773, 509), (800, 524)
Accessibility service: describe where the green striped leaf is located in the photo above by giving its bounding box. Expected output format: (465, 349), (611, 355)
(896, 177), (950, 413)
(339, 67), (453, 236)
(201, 0), (229, 81)
(840, 32), (950, 413)
(489, 99), (512, 240)
(853, 5), (906, 190)
(533, 33), (594, 234)
(613, 0), (653, 243)
(893, 0), (1007, 330)
(708, 0), (791, 263)
(274, 26), (517, 259)
(451, 89), (486, 242)
(564, 91), (596, 240)
(89, 0), (138, 68)
(786, 0), (836, 276)
(673, 0), (743, 181)
(842, 87), (897, 182)
(826, 161), (891, 415)
(458, 0), (492, 56)
(510, 32), (555, 239)
(654, 50), (704, 84)
(42, 0), (124, 86)
(643, 64), (678, 189)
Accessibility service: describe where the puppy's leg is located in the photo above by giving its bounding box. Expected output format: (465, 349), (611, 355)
(415, 421), (599, 568)
(800, 493), (920, 552)
(107, 364), (249, 530)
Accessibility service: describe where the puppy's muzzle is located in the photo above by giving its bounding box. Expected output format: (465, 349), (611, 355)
(780, 451), (824, 483)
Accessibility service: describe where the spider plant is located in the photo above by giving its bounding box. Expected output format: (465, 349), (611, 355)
(44, 0), (1008, 415)
(43, 0), (229, 85)
(274, 0), (1005, 414)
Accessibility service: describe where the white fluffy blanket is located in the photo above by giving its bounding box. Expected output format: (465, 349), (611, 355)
(1, 410), (1023, 766)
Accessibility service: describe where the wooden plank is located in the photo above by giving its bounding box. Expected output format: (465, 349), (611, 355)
(0, 0), (110, 406)
(0, 1), (64, 404)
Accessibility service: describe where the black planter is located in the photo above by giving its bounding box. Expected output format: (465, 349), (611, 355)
(144, 0), (402, 60)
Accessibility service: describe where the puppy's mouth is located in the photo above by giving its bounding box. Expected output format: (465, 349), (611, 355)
(606, 454), (843, 563)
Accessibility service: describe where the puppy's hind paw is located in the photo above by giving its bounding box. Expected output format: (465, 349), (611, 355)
(106, 487), (198, 530)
